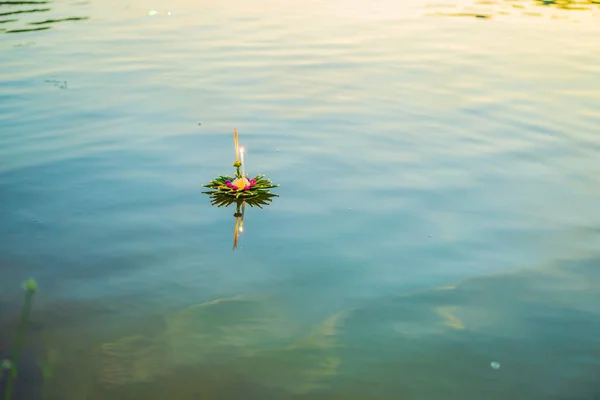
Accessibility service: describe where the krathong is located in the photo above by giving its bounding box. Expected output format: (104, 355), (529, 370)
(202, 129), (279, 200)
(202, 129), (279, 250)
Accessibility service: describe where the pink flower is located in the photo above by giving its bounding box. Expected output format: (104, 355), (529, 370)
(249, 179), (257, 186)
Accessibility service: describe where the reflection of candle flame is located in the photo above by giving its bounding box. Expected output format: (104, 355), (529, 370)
(233, 216), (240, 250)
(232, 201), (246, 251)
(240, 201), (245, 232)
(233, 129), (240, 163)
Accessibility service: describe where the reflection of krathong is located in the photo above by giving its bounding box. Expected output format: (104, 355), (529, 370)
(206, 193), (278, 250)
(202, 129), (279, 250)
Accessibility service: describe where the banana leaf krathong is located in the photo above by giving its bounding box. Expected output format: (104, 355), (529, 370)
(202, 129), (279, 200)
(202, 129), (279, 250)
(202, 174), (278, 201)
(204, 189), (278, 208)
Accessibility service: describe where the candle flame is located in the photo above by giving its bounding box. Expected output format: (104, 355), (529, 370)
(240, 147), (246, 177)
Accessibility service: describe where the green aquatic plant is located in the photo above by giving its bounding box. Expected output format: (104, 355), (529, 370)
(2, 278), (38, 400)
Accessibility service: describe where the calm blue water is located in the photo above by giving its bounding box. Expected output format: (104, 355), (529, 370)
(1, 0), (600, 398)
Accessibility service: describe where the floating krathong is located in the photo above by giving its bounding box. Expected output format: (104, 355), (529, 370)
(202, 129), (279, 250)
(202, 129), (279, 200)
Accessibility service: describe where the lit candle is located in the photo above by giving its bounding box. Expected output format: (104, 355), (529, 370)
(240, 147), (246, 177)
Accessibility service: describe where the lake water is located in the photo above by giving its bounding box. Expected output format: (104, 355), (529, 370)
(1, 0), (600, 398)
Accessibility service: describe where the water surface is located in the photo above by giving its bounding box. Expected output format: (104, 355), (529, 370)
(1, 0), (600, 398)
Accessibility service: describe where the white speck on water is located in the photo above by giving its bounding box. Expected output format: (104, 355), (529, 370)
(428, 234), (433, 237)
(148, 10), (158, 16)
(167, 11), (172, 15)
(490, 361), (500, 369)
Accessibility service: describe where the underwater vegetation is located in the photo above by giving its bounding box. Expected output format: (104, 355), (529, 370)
(96, 295), (346, 397)
(1, 279), (38, 400)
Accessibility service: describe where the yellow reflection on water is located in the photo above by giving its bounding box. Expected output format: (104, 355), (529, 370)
(426, 0), (600, 20)
(434, 306), (466, 330)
